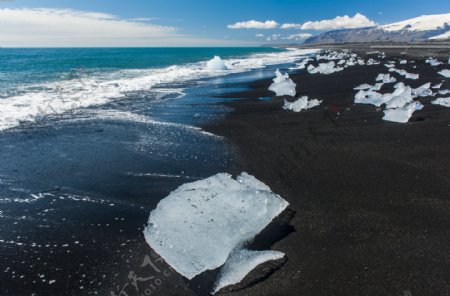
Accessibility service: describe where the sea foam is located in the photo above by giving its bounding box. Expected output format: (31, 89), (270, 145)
(0, 49), (319, 131)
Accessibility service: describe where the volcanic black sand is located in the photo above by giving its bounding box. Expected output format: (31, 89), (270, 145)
(205, 48), (450, 295)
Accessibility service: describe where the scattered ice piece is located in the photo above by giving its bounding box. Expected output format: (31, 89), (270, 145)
(425, 57), (442, 66)
(143, 172), (289, 280)
(412, 83), (433, 97)
(307, 61), (343, 75)
(432, 83), (442, 89)
(366, 59), (380, 65)
(355, 90), (390, 107)
(49, 280), (56, 285)
(293, 58), (312, 70)
(354, 84), (373, 90)
(404, 72), (420, 80)
(283, 96), (322, 112)
(206, 56), (228, 71)
(438, 70), (450, 78)
(213, 249), (284, 294)
(371, 83), (384, 91)
(355, 83), (414, 108)
(269, 69), (296, 97)
(376, 73), (396, 83)
(439, 89), (450, 95)
(366, 59), (380, 66)
(390, 68), (419, 80)
(431, 97), (450, 107)
(384, 64), (395, 68)
(383, 101), (423, 123)
(385, 87), (414, 109)
(399, 60), (407, 64)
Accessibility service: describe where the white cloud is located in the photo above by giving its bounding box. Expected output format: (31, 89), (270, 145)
(283, 33), (312, 40)
(255, 33), (265, 38)
(266, 34), (281, 41)
(0, 8), (179, 46)
(227, 20), (279, 29)
(0, 8), (252, 47)
(280, 23), (303, 29)
(299, 13), (376, 31)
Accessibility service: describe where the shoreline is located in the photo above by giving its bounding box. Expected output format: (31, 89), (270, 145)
(204, 47), (450, 295)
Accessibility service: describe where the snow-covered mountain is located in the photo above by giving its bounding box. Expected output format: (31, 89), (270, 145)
(304, 13), (450, 44)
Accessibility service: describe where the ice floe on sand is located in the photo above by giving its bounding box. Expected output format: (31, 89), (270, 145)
(213, 249), (284, 294)
(307, 61), (343, 75)
(354, 83), (383, 91)
(432, 97), (450, 107)
(376, 73), (397, 83)
(283, 96), (322, 112)
(143, 172), (288, 292)
(269, 69), (297, 97)
(425, 57), (442, 66)
(412, 83), (433, 97)
(383, 102), (424, 123)
(206, 56), (229, 71)
(438, 69), (450, 78)
(354, 80), (430, 123)
(292, 49), (378, 74)
(389, 68), (419, 80)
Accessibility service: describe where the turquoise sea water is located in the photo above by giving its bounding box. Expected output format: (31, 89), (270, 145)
(0, 47), (281, 94)
(0, 47), (321, 131)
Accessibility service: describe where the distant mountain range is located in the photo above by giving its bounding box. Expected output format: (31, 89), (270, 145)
(304, 13), (450, 44)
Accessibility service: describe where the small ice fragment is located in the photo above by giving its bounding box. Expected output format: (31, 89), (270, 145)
(293, 58), (312, 70)
(426, 57), (442, 66)
(399, 60), (407, 64)
(383, 101), (423, 123)
(439, 89), (450, 95)
(389, 68), (419, 80)
(438, 70), (450, 78)
(385, 87), (413, 109)
(366, 59), (379, 65)
(376, 74), (396, 83)
(355, 90), (384, 106)
(206, 56), (228, 71)
(431, 97), (450, 107)
(307, 61), (343, 75)
(404, 72), (419, 80)
(354, 84), (373, 90)
(412, 83), (433, 97)
(432, 83), (442, 89)
(212, 249), (284, 294)
(283, 96), (322, 112)
(269, 69), (297, 97)
(370, 83), (384, 91)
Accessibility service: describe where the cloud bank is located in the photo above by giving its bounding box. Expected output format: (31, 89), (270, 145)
(285, 33), (312, 40)
(0, 8), (180, 46)
(227, 20), (279, 29)
(285, 13), (376, 31)
(0, 8), (252, 47)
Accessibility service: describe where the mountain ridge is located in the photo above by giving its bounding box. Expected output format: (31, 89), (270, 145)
(304, 13), (450, 44)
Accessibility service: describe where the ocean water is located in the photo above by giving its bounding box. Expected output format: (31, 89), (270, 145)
(0, 47), (317, 295)
(0, 47), (319, 131)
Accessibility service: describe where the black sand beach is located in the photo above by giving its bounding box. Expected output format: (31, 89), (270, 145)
(206, 46), (450, 295)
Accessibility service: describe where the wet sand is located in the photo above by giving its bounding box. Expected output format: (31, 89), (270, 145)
(205, 48), (450, 295)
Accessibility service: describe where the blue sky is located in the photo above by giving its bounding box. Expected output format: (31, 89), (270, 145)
(0, 0), (449, 46)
